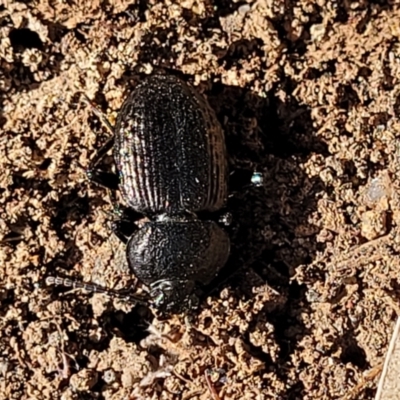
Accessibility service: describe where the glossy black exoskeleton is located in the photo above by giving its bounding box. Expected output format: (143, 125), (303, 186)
(87, 74), (230, 314)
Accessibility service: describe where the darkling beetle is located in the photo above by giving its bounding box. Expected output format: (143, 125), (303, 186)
(52, 74), (231, 314)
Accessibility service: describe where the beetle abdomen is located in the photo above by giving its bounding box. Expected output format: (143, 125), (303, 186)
(114, 74), (227, 214)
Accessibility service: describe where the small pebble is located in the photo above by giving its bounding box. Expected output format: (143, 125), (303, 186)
(251, 172), (263, 187)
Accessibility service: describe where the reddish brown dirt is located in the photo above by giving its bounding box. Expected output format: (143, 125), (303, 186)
(1, 1), (400, 399)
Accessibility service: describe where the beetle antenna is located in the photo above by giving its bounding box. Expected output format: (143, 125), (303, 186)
(45, 275), (150, 305)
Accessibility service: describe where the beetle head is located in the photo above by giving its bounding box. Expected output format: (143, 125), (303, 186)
(149, 279), (199, 313)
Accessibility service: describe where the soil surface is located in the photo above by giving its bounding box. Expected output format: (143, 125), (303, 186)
(1, 1), (400, 399)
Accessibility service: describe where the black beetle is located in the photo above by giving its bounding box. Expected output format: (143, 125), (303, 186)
(85, 74), (230, 314)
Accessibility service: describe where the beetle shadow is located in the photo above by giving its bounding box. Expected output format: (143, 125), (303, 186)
(200, 77), (328, 389)
(207, 78), (328, 284)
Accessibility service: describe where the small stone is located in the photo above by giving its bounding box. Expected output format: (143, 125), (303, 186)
(251, 172), (263, 187)
(310, 23), (326, 41)
(361, 210), (387, 240)
(70, 369), (98, 391)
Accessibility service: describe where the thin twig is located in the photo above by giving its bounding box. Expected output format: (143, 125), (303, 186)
(375, 317), (400, 400)
(205, 370), (221, 400)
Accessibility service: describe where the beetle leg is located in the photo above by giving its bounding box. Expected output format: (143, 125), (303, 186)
(86, 136), (120, 190)
(229, 169), (264, 191)
(218, 211), (232, 227)
(197, 209), (232, 228)
(81, 93), (120, 190)
(111, 205), (143, 243)
(111, 219), (131, 244)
